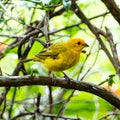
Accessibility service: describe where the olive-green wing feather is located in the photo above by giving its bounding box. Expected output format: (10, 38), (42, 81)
(35, 43), (67, 60)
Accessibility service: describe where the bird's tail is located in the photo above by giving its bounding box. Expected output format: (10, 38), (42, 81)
(21, 56), (42, 63)
(21, 58), (33, 63)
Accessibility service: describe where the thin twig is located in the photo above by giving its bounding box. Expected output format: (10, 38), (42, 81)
(70, 0), (119, 77)
(105, 27), (120, 76)
(57, 90), (75, 117)
(8, 87), (17, 119)
(10, 112), (80, 120)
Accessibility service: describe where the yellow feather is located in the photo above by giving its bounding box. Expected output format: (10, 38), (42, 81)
(23, 38), (89, 71)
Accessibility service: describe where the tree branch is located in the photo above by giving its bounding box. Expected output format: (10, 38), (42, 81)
(70, 0), (120, 76)
(101, 0), (120, 25)
(0, 75), (120, 109)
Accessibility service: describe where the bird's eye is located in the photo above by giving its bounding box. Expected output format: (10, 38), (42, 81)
(77, 42), (81, 45)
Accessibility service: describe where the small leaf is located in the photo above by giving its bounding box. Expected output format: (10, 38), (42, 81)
(50, 0), (62, 4)
(0, 18), (5, 23)
(18, 18), (25, 24)
(62, 0), (71, 11)
(108, 79), (114, 86)
(108, 74), (115, 86)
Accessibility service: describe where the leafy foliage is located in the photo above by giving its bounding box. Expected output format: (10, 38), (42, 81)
(0, 0), (120, 120)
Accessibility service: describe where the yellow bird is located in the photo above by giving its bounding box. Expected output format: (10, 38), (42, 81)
(23, 38), (89, 71)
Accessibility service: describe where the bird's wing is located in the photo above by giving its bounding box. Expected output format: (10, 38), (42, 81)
(35, 43), (67, 59)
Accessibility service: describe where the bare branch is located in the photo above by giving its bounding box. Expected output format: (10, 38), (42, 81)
(0, 75), (120, 109)
(105, 27), (120, 75)
(101, 0), (120, 25)
(70, 0), (120, 76)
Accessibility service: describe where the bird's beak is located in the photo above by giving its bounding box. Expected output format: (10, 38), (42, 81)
(83, 43), (89, 47)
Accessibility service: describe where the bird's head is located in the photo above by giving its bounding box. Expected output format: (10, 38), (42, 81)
(67, 38), (89, 52)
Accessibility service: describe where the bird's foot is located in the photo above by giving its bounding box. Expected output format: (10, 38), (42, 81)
(49, 71), (56, 85)
(62, 72), (72, 85)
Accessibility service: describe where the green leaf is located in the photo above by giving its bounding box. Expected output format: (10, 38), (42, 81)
(62, 0), (71, 11)
(108, 74), (115, 86)
(50, 0), (62, 4)
(0, 18), (5, 23)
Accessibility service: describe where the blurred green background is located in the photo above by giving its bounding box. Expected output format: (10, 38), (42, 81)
(0, 0), (120, 119)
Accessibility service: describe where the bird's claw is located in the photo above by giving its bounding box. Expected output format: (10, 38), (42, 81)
(63, 74), (72, 85)
(49, 72), (57, 85)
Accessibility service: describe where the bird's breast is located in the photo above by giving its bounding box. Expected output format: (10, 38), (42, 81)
(43, 50), (80, 71)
